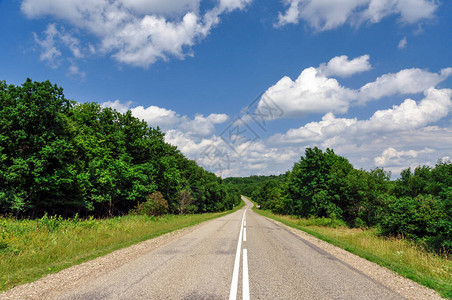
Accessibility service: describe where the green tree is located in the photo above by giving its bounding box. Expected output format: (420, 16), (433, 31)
(285, 147), (353, 218)
(1, 79), (236, 218)
(379, 194), (443, 241)
(0, 79), (81, 217)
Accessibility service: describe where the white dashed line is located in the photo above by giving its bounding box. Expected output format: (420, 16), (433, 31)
(243, 249), (250, 300)
(229, 209), (246, 300)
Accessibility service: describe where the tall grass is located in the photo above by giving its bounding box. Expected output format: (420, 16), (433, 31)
(254, 208), (452, 299)
(0, 202), (244, 292)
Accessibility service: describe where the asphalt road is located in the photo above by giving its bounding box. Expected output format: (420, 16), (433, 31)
(56, 197), (404, 300)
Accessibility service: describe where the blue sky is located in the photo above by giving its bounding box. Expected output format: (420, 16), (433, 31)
(1, 0), (451, 177)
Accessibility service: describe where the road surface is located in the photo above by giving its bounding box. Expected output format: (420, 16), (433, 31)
(43, 196), (409, 300)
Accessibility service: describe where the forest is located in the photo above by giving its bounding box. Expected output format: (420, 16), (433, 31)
(230, 147), (451, 253)
(0, 79), (241, 218)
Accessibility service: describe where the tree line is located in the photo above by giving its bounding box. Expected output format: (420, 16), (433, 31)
(229, 147), (451, 253)
(0, 79), (241, 218)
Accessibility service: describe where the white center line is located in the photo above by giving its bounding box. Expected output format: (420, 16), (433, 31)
(243, 227), (247, 242)
(243, 249), (250, 300)
(229, 209), (246, 300)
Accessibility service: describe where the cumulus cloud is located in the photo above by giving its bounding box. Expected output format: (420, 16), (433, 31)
(264, 88), (451, 177)
(258, 55), (452, 120)
(276, 0), (438, 30)
(184, 114), (229, 137)
(270, 113), (358, 144)
(273, 88), (452, 144)
(130, 105), (183, 129)
(22, 0), (252, 68)
(336, 126), (452, 177)
(259, 67), (357, 118)
(318, 54), (371, 77)
(101, 87), (451, 178)
(359, 67), (452, 103)
(360, 88), (452, 132)
(100, 99), (297, 177)
(166, 130), (300, 177)
(374, 147), (435, 167)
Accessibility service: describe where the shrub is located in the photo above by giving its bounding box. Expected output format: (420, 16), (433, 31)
(0, 218), (9, 250)
(379, 195), (443, 241)
(177, 190), (194, 214)
(39, 213), (64, 232)
(130, 192), (168, 216)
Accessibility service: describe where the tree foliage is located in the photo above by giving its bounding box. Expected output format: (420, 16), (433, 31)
(0, 79), (241, 218)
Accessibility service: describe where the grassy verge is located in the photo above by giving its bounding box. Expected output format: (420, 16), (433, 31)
(252, 206), (451, 299)
(0, 201), (244, 293)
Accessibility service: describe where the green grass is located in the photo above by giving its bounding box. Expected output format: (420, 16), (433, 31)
(0, 201), (244, 293)
(252, 206), (452, 299)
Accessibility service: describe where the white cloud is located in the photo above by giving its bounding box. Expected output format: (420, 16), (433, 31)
(270, 113), (358, 144)
(33, 23), (62, 68)
(398, 36), (407, 49)
(277, 0), (367, 29)
(359, 68), (452, 103)
(219, 0), (253, 12)
(101, 100), (229, 138)
(318, 54), (371, 77)
(101, 100), (183, 129)
(130, 105), (182, 129)
(276, 0), (438, 30)
(102, 87), (451, 178)
(374, 147), (435, 167)
(118, 0), (200, 16)
(184, 113), (229, 137)
(101, 99), (133, 113)
(363, 0), (437, 24)
(256, 55), (451, 124)
(360, 88), (452, 132)
(22, 0), (252, 68)
(265, 87), (451, 177)
(33, 23), (85, 72)
(259, 67), (357, 118)
(67, 62), (86, 79)
(273, 88), (452, 144)
(101, 99), (297, 177)
(106, 13), (207, 66)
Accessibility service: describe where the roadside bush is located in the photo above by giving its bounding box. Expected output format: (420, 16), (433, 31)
(130, 192), (168, 216)
(0, 218), (8, 250)
(39, 213), (64, 232)
(379, 194), (443, 241)
(431, 187), (452, 252)
(176, 190), (194, 214)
